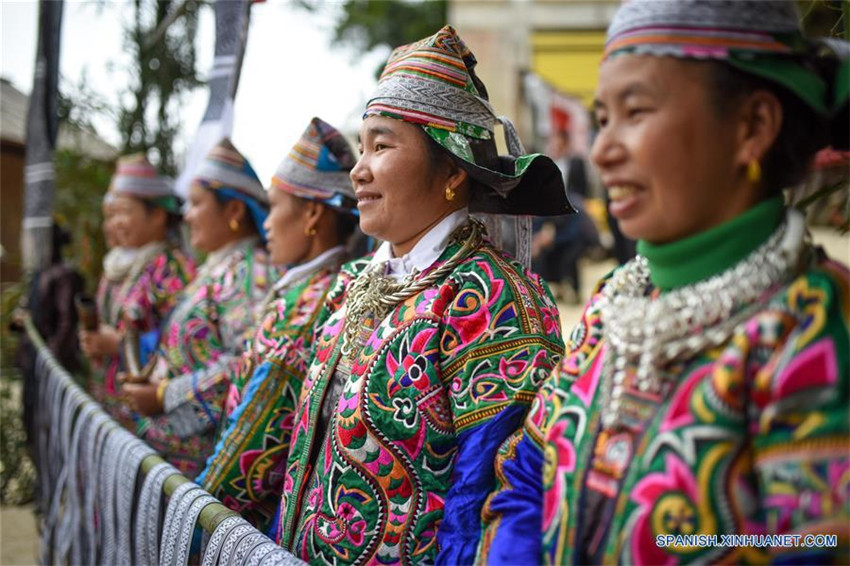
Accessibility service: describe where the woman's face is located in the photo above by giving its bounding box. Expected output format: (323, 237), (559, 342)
(184, 183), (234, 253)
(351, 116), (457, 255)
(112, 194), (166, 248)
(592, 55), (756, 244)
(102, 200), (122, 248)
(264, 189), (312, 266)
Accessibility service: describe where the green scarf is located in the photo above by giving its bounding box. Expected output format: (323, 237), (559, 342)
(637, 197), (785, 291)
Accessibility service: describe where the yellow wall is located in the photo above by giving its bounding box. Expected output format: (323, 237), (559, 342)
(531, 30), (606, 108)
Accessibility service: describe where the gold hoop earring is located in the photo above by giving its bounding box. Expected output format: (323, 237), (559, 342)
(304, 226), (317, 237)
(229, 219), (239, 233)
(445, 184), (455, 202)
(747, 159), (761, 185)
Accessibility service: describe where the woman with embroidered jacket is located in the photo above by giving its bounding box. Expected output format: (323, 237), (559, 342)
(96, 190), (131, 334)
(123, 138), (276, 479)
(82, 188), (134, 404)
(80, 154), (196, 420)
(197, 118), (360, 533)
(478, 2), (850, 564)
(274, 26), (572, 565)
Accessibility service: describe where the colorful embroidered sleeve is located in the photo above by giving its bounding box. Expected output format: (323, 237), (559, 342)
(198, 270), (336, 532)
(160, 247), (275, 436)
(434, 250), (564, 565)
(119, 249), (195, 335)
(752, 261), (850, 562)
(477, 273), (608, 565)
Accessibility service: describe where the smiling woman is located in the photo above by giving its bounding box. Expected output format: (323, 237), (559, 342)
(352, 117), (467, 255)
(480, 1), (850, 564)
(197, 117), (359, 533)
(122, 139), (278, 479)
(79, 155), (195, 426)
(273, 25), (570, 565)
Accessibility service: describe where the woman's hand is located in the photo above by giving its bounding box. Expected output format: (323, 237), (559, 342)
(118, 354), (167, 385)
(79, 324), (122, 358)
(122, 382), (163, 416)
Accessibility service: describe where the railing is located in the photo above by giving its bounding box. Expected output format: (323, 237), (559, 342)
(26, 316), (305, 565)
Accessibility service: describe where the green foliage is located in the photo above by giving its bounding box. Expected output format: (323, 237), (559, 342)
(118, 0), (205, 175)
(798, 0), (848, 38)
(297, 0), (448, 75)
(0, 285), (23, 381)
(58, 71), (116, 136)
(0, 283), (36, 505)
(332, 0), (448, 52)
(53, 149), (114, 292)
(798, 1), (850, 232)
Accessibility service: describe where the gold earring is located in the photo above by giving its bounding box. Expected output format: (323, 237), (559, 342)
(747, 159), (761, 185)
(229, 219), (239, 233)
(304, 226), (317, 236)
(445, 184), (455, 202)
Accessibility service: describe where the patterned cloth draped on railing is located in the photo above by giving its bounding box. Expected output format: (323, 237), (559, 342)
(27, 317), (304, 566)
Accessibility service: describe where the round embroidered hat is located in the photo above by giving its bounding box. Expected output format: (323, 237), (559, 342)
(364, 25), (574, 217)
(192, 138), (270, 238)
(604, 0), (850, 147)
(270, 117), (358, 216)
(193, 138), (267, 205)
(110, 153), (180, 214)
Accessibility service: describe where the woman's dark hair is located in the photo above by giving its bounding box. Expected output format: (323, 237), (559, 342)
(420, 128), (447, 171)
(418, 127), (483, 198)
(210, 187), (261, 236)
(292, 195), (358, 245)
(51, 223), (72, 264)
(141, 199), (183, 243)
(704, 60), (829, 196)
(335, 210), (358, 244)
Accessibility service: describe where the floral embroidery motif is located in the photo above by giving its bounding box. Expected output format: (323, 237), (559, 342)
(277, 242), (564, 564)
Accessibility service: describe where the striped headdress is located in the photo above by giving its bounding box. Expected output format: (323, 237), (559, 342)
(604, 0), (802, 61)
(193, 138), (267, 205)
(363, 25), (574, 218)
(365, 25), (495, 140)
(603, 0), (850, 121)
(110, 154), (180, 213)
(271, 117), (357, 215)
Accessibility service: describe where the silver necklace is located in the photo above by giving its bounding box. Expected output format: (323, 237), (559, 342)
(598, 209), (808, 429)
(341, 218), (484, 358)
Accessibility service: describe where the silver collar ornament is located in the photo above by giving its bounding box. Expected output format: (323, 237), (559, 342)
(598, 209), (808, 429)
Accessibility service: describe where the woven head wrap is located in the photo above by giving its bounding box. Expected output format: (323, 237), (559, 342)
(365, 25), (574, 217)
(270, 117), (358, 216)
(110, 154), (180, 214)
(192, 138), (270, 239)
(605, 0), (850, 148)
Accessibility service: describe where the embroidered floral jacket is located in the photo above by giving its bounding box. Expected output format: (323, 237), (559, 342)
(199, 254), (345, 533)
(89, 276), (124, 405)
(276, 241), (565, 565)
(140, 239), (275, 478)
(118, 245), (196, 340)
(479, 254), (850, 565)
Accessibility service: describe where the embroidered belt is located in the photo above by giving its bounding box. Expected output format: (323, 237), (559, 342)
(201, 515), (250, 566)
(160, 482), (203, 565)
(137, 461), (179, 566)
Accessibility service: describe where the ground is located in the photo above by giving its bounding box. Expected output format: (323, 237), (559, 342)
(0, 504), (38, 565)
